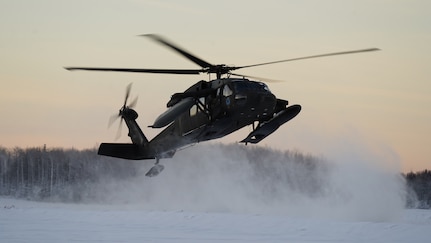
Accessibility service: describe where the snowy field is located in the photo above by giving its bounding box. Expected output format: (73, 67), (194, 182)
(2, 144), (430, 242)
(1, 197), (430, 242)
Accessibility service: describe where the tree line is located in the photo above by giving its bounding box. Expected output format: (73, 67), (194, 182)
(0, 145), (429, 208)
(0, 145), (140, 202)
(404, 170), (431, 209)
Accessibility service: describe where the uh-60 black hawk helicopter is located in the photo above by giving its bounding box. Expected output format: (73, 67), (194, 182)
(66, 34), (379, 177)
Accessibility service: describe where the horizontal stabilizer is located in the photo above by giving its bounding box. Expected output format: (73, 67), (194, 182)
(98, 143), (154, 160)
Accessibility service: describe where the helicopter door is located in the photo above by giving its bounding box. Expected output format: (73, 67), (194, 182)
(180, 97), (209, 135)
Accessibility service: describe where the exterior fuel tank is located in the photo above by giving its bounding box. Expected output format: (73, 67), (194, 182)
(151, 97), (195, 128)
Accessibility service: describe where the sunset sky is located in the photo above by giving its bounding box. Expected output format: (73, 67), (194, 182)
(1, 0), (430, 172)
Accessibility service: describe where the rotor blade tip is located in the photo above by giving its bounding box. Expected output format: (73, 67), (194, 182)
(138, 33), (151, 37)
(368, 48), (381, 52)
(140, 33), (161, 40)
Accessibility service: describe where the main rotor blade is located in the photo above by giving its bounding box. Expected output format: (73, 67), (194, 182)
(235, 48), (380, 70)
(65, 67), (203, 75)
(142, 34), (214, 69)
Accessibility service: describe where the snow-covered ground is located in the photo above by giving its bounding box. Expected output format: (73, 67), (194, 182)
(2, 144), (429, 242)
(1, 197), (430, 243)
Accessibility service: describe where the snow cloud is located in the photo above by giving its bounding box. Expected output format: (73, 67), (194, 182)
(90, 141), (406, 222)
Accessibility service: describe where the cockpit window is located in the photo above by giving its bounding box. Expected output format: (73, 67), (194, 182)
(262, 83), (270, 92)
(222, 85), (233, 97)
(233, 81), (270, 92)
(233, 81), (270, 93)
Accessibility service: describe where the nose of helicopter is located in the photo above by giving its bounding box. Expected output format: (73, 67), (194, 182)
(228, 80), (277, 120)
(235, 92), (276, 119)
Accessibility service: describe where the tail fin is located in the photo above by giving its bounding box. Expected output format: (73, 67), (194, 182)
(123, 111), (149, 146)
(98, 108), (154, 160)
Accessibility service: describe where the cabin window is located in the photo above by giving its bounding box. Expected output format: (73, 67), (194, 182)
(190, 97), (205, 117)
(198, 97), (205, 106)
(190, 105), (197, 117)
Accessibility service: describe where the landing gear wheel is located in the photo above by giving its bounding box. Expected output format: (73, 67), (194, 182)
(145, 164), (164, 177)
(145, 158), (165, 177)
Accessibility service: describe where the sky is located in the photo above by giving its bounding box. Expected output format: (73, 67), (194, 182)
(1, 0), (430, 172)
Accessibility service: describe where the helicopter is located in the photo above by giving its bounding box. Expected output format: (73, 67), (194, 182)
(66, 34), (379, 177)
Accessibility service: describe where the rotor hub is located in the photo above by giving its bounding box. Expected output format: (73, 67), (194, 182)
(120, 107), (138, 120)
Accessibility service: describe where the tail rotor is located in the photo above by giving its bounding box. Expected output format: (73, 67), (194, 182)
(108, 83), (139, 140)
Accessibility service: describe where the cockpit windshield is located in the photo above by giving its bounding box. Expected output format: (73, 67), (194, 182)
(232, 81), (271, 93)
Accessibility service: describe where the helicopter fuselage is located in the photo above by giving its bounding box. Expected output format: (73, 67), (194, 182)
(149, 78), (277, 154)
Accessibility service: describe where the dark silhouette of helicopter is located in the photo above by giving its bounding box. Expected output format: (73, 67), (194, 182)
(66, 34), (379, 176)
